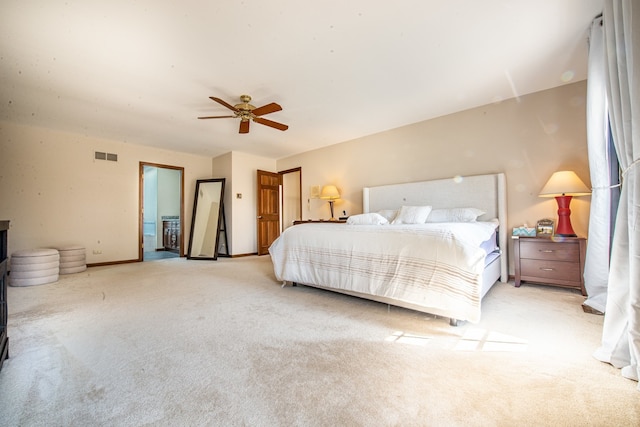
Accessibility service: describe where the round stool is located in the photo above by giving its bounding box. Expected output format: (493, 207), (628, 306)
(57, 245), (87, 274)
(10, 248), (60, 287)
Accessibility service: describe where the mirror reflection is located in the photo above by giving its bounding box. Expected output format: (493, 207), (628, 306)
(187, 179), (225, 260)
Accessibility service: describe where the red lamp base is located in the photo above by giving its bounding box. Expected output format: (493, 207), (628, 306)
(554, 195), (577, 237)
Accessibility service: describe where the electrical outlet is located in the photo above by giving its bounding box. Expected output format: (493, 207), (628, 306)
(92, 250), (102, 255)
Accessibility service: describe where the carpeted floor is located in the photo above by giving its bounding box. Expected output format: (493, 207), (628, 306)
(0, 256), (638, 426)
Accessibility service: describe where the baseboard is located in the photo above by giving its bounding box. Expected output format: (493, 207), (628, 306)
(87, 258), (140, 268)
(86, 252), (258, 266)
(228, 253), (258, 258)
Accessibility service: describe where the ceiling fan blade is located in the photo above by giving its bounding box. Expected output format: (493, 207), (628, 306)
(253, 117), (289, 131)
(239, 120), (250, 134)
(197, 115), (235, 119)
(210, 97), (239, 112)
(251, 102), (282, 117)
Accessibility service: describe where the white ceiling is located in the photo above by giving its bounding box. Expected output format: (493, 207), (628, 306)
(1, 1), (603, 160)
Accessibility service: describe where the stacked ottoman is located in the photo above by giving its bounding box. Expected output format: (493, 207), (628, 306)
(9, 248), (60, 287)
(57, 245), (87, 275)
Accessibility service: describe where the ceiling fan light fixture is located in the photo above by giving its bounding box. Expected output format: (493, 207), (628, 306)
(198, 94), (288, 134)
(235, 95), (255, 112)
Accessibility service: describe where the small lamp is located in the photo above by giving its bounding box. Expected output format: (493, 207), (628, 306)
(539, 171), (591, 237)
(320, 185), (341, 221)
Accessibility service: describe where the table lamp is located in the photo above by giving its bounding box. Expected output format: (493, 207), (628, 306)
(538, 171), (591, 237)
(320, 185), (341, 221)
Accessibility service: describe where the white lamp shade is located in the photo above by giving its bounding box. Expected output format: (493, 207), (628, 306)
(539, 171), (591, 197)
(320, 185), (340, 200)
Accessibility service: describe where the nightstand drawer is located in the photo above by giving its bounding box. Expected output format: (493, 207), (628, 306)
(519, 240), (580, 262)
(520, 259), (582, 282)
(513, 236), (586, 295)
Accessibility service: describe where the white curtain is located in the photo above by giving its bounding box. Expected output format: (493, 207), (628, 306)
(593, 0), (640, 389)
(584, 15), (620, 314)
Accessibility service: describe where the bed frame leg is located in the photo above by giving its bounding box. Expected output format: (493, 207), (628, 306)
(281, 281), (298, 288)
(449, 318), (460, 327)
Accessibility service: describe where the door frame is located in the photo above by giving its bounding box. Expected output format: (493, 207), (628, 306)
(279, 167), (302, 229)
(138, 162), (185, 261)
(256, 167), (302, 255)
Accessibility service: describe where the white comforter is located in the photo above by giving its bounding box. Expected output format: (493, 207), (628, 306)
(269, 221), (499, 323)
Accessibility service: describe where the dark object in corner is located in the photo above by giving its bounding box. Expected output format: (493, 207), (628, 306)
(582, 304), (604, 315)
(0, 220), (9, 371)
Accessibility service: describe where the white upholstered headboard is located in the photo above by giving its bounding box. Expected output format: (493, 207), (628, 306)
(363, 173), (508, 282)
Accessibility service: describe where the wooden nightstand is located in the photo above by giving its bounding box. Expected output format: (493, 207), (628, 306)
(513, 236), (586, 295)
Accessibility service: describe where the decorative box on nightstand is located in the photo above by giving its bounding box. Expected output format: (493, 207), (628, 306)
(513, 236), (586, 295)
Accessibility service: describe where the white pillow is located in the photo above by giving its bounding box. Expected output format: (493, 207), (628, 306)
(377, 209), (398, 222)
(346, 213), (389, 225)
(425, 208), (485, 223)
(391, 206), (433, 224)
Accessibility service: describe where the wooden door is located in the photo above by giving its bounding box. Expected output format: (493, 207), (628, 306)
(257, 170), (281, 255)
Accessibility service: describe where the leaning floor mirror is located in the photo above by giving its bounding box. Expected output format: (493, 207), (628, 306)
(187, 178), (228, 260)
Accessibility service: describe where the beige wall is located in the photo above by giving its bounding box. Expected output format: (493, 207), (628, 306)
(0, 81), (592, 266)
(231, 152), (276, 255)
(211, 152), (233, 254)
(277, 81), (591, 274)
(212, 151), (276, 255)
(0, 121), (213, 264)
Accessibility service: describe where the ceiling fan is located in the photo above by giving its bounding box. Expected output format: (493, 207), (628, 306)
(198, 95), (289, 134)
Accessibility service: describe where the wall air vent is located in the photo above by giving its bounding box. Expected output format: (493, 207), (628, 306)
(95, 151), (118, 162)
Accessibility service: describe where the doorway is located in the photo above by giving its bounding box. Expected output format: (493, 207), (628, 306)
(280, 167), (302, 231)
(139, 162), (184, 261)
(256, 167), (301, 255)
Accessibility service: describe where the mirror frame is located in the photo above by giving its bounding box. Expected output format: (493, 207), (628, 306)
(187, 178), (226, 260)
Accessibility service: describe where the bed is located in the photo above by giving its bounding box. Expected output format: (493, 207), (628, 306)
(269, 173), (508, 325)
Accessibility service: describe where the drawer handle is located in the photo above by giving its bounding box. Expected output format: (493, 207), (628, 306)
(540, 268), (555, 271)
(540, 250), (555, 253)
